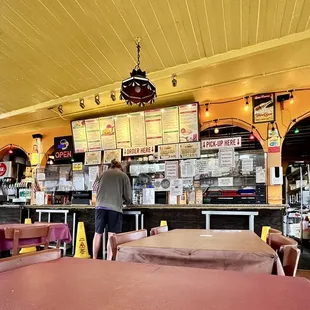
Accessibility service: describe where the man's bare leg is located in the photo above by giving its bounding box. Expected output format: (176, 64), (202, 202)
(92, 232), (102, 259)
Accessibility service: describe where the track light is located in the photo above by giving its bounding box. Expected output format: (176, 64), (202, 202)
(79, 99), (85, 109)
(172, 74), (177, 87)
(244, 96), (249, 111)
(205, 104), (210, 117)
(271, 122), (275, 132)
(94, 95), (100, 105)
(110, 91), (116, 101)
(289, 90), (294, 104)
(58, 105), (63, 114)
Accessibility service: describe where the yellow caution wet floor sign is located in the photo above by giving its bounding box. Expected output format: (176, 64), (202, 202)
(74, 222), (90, 258)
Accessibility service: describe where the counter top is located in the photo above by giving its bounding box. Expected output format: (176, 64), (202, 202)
(0, 205), (21, 209)
(9, 204), (287, 210)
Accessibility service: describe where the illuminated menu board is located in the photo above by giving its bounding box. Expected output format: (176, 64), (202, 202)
(99, 116), (116, 150)
(145, 109), (163, 146)
(115, 115), (131, 148)
(179, 103), (199, 143)
(85, 119), (101, 151)
(162, 106), (179, 144)
(72, 120), (88, 153)
(71, 102), (199, 153)
(129, 112), (146, 147)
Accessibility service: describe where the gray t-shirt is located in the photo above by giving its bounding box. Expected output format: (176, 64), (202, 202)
(96, 169), (132, 213)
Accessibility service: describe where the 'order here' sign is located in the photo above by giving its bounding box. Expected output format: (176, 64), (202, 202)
(201, 137), (242, 150)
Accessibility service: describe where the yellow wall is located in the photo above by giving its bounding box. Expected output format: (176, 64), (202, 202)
(0, 90), (309, 204)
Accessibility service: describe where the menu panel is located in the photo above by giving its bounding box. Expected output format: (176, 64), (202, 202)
(115, 115), (131, 148)
(85, 119), (101, 151)
(129, 112), (146, 147)
(145, 109), (163, 146)
(179, 103), (199, 143)
(72, 120), (88, 153)
(162, 106), (179, 144)
(99, 116), (116, 150)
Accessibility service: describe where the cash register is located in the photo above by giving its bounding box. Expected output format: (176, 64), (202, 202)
(71, 191), (92, 205)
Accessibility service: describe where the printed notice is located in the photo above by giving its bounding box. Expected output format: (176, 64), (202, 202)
(158, 144), (179, 160)
(195, 159), (209, 175)
(103, 149), (121, 164)
(85, 119), (101, 151)
(165, 161), (179, 179)
(115, 115), (131, 148)
(170, 179), (183, 197)
(218, 177), (233, 187)
(162, 107), (179, 144)
(72, 120), (88, 153)
(145, 109), (163, 146)
(179, 142), (200, 159)
(129, 112), (147, 147)
(181, 159), (196, 178)
(99, 117), (116, 150)
(242, 158), (254, 174)
(219, 148), (235, 167)
(179, 103), (199, 143)
(84, 151), (102, 166)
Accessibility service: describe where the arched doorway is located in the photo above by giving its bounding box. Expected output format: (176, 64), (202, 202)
(199, 123), (266, 204)
(0, 144), (30, 181)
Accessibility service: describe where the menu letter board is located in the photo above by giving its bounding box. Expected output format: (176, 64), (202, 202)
(129, 112), (147, 147)
(162, 107), (179, 144)
(252, 93), (275, 123)
(99, 117), (116, 150)
(179, 103), (199, 143)
(85, 119), (101, 151)
(115, 115), (131, 148)
(145, 109), (163, 146)
(72, 120), (88, 153)
(179, 142), (200, 159)
(158, 144), (179, 160)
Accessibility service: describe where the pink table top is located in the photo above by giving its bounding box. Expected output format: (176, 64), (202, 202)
(0, 258), (309, 309)
(0, 223), (71, 252)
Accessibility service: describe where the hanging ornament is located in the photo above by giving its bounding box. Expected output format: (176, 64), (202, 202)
(120, 38), (156, 107)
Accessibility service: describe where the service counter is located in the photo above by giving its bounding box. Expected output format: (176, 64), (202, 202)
(0, 203), (286, 255)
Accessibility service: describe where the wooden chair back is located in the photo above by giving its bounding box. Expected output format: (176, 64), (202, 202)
(4, 225), (51, 256)
(109, 229), (147, 261)
(266, 227), (282, 245)
(282, 246), (301, 277)
(150, 225), (168, 236)
(0, 249), (61, 273)
(269, 233), (297, 252)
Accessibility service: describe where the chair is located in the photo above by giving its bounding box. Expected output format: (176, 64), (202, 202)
(4, 225), (51, 256)
(109, 229), (147, 261)
(269, 233), (297, 252)
(266, 227), (282, 245)
(150, 225), (168, 236)
(282, 246), (301, 277)
(0, 249), (61, 273)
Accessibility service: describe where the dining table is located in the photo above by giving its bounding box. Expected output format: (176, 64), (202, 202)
(0, 257), (309, 309)
(116, 229), (278, 273)
(0, 222), (71, 252)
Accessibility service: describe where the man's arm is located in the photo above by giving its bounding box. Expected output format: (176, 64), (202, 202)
(123, 174), (132, 205)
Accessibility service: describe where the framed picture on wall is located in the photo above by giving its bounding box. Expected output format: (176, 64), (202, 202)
(252, 93), (275, 124)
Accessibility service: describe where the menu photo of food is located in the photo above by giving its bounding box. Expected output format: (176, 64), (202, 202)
(99, 117), (117, 150)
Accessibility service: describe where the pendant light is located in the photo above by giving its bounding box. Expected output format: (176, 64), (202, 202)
(120, 38), (156, 107)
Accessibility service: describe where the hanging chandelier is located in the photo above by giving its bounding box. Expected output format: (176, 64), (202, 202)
(120, 38), (156, 107)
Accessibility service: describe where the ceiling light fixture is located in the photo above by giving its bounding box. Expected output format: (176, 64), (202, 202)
(58, 105), (63, 114)
(110, 91), (116, 101)
(249, 126), (255, 140)
(205, 103), (210, 117)
(79, 99), (85, 109)
(120, 37), (156, 107)
(172, 74), (177, 87)
(94, 94), (100, 105)
(244, 96), (249, 111)
(294, 127), (300, 134)
(289, 89), (294, 104)
(214, 127), (219, 134)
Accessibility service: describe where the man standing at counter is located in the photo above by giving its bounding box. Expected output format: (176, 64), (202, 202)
(93, 159), (132, 259)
